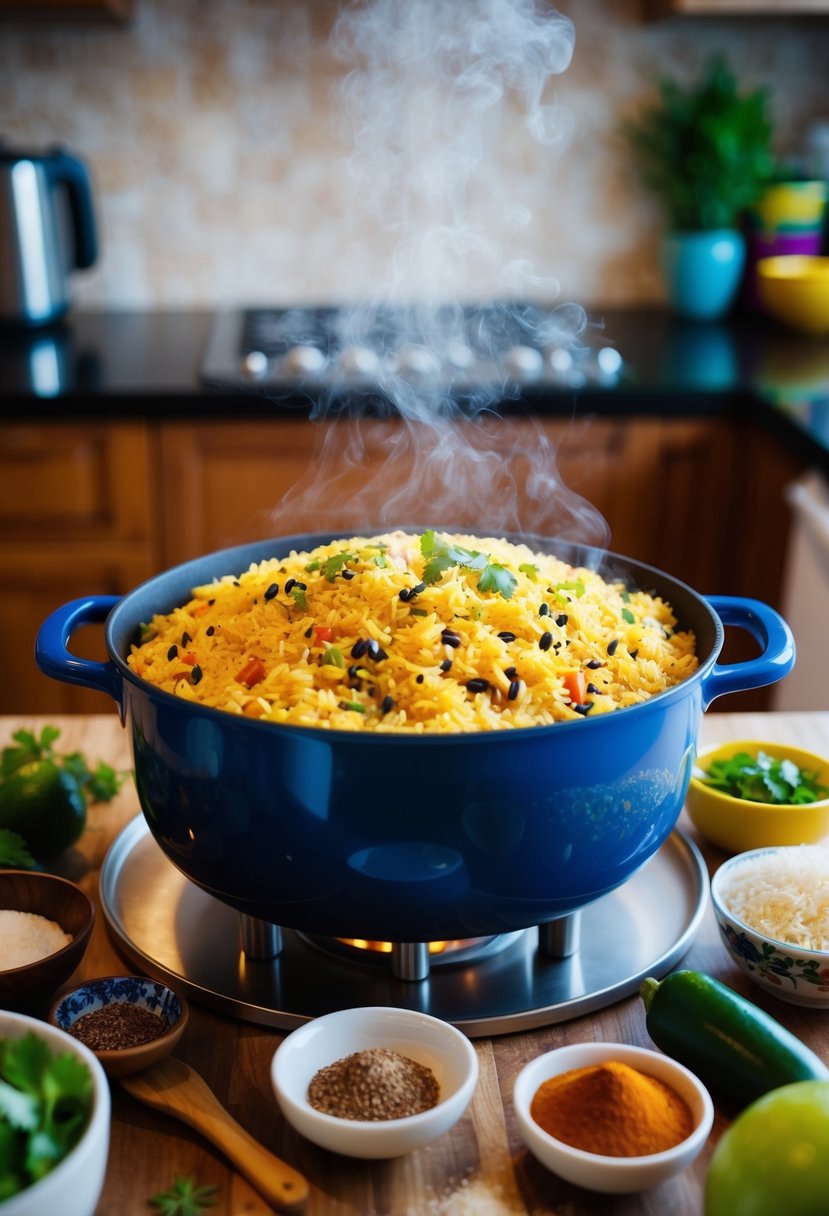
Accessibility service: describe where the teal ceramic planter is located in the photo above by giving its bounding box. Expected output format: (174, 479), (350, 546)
(662, 230), (746, 321)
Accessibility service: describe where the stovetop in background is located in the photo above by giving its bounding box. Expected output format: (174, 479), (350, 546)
(199, 304), (625, 399)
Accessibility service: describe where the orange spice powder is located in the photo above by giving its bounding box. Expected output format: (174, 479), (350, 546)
(530, 1059), (694, 1157)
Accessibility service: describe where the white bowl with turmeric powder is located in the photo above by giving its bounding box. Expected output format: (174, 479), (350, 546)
(513, 1041), (714, 1193)
(271, 1006), (479, 1158)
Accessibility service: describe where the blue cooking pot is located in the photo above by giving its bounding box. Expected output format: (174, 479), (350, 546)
(36, 535), (795, 941)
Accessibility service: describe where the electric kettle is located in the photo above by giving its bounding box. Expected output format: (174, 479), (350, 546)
(0, 143), (98, 326)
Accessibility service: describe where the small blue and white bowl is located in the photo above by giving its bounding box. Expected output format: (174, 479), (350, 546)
(49, 974), (189, 1076)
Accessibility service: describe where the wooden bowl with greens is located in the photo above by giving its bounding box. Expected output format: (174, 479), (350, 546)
(686, 740), (829, 854)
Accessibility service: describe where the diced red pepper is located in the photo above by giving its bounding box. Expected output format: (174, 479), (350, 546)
(562, 670), (587, 704)
(314, 625), (335, 644)
(236, 657), (266, 688)
(181, 652), (199, 666)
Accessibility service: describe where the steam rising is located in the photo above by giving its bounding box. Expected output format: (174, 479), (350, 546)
(269, 0), (610, 551)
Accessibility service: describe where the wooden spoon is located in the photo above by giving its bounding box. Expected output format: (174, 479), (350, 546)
(120, 1055), (309, 1211)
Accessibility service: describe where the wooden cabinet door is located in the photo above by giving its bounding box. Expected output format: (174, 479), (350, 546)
(0, 421), (155, 715)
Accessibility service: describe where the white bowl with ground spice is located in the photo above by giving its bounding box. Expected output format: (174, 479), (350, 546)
(271, 1006), (479, 1158)
(513, 1041), (714, 1193)
(711, 844), (829, 1008)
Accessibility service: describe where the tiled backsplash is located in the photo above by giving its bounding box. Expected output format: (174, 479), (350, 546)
(1, 0), (827, 310)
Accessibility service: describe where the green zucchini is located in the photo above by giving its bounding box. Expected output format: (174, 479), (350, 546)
(640, 970), (829, 1109)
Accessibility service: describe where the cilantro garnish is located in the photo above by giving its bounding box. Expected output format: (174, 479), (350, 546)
(551, 579), (585, 603)
(419, 531), (517, 600)
(149, 1175), (218, 1216)
(291, 588), (308, 610)
(699, 751), (829, 805)
(0, 829), (37, 870)
(519, 563), (538, 581)
(323, 646), (345, 668)
(322, 552), (357, 580)
(0, 1032), (93, 1200)
(621, 607), (636, 625)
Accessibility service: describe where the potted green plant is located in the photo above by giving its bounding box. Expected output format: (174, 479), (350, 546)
(623, 57), (775, 320)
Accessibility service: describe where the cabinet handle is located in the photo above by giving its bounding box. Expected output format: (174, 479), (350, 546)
(700, 596), (795, 711)
(35, 596), (122, 710)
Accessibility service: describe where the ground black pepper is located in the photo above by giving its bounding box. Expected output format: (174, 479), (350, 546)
(69, 1003), (166, 1051)
(307, 1047), (439, 1121)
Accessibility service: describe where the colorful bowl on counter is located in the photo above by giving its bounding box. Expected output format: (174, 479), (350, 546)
(757, 256), (829, 336)
(49, 975), (189, 1077)
(513, 1041), (713, 1193)
(0, 1008), (110, 1216)
(0, 869), (95, 1014)
(271, 1005), (478, 1158)
(711, 845), (829, 1009)
(685, 740), (829, 854)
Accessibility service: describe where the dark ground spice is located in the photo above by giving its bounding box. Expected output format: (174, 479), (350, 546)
(69, 1002), (166, 1051)
(307, 1047), (440, 1121)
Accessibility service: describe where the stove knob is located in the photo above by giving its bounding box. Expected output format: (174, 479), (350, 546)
(396, 345), (441, 382)
(446, 341), (475, 371)
(241, 350), (269, 380)
(336, 345), (381, 378)
(596, 346), (623, 378)
(547, 347), (573, 375)
(505, 345), (544, 380)
(280, 345), (327, 378)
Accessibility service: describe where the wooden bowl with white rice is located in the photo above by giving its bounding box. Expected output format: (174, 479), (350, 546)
(711, 845), (829, 1008)
(0, 870), (95, 1014)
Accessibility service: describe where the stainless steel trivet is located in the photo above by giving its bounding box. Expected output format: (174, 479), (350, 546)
(99, 816), (707, 1038)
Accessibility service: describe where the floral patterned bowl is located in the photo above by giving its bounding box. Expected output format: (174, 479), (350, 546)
(49, 975), (189, 1077)
(710, 846), (829, 1008)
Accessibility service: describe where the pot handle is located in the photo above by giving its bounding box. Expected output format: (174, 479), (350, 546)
(35, 596), (122, 708)
(701, 596), (796, 710)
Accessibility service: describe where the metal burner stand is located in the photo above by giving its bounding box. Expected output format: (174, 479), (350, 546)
(100, 816), (707, 1038)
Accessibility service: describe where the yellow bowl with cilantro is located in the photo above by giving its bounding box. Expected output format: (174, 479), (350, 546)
(685, 740), (829, 855)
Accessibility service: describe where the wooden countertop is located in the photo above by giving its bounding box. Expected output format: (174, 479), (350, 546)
(4, 711), (829, 1216)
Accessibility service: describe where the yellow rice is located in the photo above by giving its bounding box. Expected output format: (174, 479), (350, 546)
(127, 531), (698, 733)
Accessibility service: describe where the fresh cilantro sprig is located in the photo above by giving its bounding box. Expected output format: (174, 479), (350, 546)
(0, 726), (128, 804)
(699, 751), (829, 805)
(149, 1176), (218, 1216)
(419, 531), (518, 600)
(0, 1032), (93, 1200)
(0, 829), (37, 871)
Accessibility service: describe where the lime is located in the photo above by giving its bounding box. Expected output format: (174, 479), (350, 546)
(705, 1081), (829, 1216)
(0, 760), (87, 859)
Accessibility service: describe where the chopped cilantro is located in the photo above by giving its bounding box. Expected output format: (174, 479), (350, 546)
(551, 579), (585, 603)
(0, 1032), (93, 1200)
(519, 563), (539, 581)
(478, 562), (517, 599)
(698, 751), (829, 805)
(0, 829), (37, 870)
(419, 531), (516, 599)
(323, 646), (345, 668)
(322, 552), (357, 580)
(621, 607), (636, 624)
(291, 588), (308, 610)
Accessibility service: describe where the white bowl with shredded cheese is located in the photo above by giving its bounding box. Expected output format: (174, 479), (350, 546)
(711, 845), (829, 1007)
(271, 1006), (479, 1158)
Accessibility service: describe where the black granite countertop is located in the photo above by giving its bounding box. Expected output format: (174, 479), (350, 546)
(2, 306), (828, 473)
